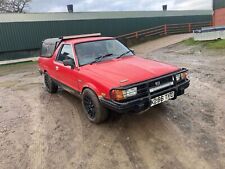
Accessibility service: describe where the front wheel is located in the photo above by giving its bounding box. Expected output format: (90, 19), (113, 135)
(82, 89), (109, 124)
(44, 72), (58, 93)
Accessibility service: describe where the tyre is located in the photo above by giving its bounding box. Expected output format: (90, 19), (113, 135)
(44, 72), (58, 93)
(82, 88), (109, 124)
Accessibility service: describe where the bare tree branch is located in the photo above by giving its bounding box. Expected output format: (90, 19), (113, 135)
(0, 0), (31, 13)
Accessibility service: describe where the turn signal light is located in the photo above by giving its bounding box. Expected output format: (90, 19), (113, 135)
(111, 89), (125, 101)
(181, 71), (189, 79)
(176, 71), (189, 82)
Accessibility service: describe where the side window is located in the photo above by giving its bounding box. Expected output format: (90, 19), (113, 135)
(41, 43), (55, 58)
(56, 44), (74, 62)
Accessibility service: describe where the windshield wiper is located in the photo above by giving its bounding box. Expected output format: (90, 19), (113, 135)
(90, 53), (113, 65)
(117, 50), (132, 59)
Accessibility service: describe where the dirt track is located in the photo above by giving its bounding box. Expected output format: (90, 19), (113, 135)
(0, 35), (225, 169)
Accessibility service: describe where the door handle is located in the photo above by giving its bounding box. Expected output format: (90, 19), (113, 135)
(56, 66), (59, 71)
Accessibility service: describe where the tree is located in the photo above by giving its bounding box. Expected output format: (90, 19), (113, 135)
(0, 0), (31, 13)
(0, 0), (7, 12)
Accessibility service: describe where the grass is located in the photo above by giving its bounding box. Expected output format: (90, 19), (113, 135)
(0, 61), (38, 76)
(183, 38), (225, 49)
(207, 39), (225, 49)
(183, 38), (201, 46)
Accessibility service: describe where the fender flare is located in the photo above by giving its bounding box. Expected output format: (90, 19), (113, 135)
(81, 83), (101, 97)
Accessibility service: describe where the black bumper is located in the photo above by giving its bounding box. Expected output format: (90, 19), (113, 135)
(100, 79), (190, 114)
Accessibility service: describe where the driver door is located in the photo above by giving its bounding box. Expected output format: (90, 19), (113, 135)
(54, 44), (79, 91)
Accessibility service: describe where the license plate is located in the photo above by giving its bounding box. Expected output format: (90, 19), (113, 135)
(151, 91), (175, 107)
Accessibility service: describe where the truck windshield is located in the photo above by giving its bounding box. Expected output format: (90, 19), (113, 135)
(75, 39), (134, 66)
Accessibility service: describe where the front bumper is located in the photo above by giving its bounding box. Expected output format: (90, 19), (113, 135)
(100, 79), (190, 114)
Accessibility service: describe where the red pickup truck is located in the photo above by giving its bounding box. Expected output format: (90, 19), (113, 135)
(38, 33), (190, 123)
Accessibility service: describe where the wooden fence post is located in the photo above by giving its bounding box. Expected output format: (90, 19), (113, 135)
(188, 24), (192, 32)
(135, 32), (138, 39)
(164, 24), (167, 35)
(210, 21), (213, 27)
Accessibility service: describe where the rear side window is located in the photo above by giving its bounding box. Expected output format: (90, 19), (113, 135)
(41, 38), (60, 57)
(56, 44), (74, 62)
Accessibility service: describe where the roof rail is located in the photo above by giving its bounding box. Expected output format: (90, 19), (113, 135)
(60, 33), (101, 40)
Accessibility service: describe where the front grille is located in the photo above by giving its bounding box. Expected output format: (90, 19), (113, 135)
(149, 76), (174, 88)
(149, 76), (174, 95)
(119, 74), (176, 103)
(137, 84), (149, 97)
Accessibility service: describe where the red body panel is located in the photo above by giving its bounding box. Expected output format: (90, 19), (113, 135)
(38, 37), (180, 99)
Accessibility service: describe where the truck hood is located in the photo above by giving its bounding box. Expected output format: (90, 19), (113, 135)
(81, 56), (180, 88)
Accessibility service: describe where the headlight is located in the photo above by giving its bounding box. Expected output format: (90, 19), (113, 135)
(111, 87), (137, 101)
(176, 71), (189, 82)
(176, 74), (181, 81)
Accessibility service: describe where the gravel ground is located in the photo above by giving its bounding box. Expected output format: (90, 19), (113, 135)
(0, 35), (224, 169)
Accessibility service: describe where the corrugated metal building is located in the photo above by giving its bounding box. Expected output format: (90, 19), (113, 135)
(213, 0), (225, 26)
(0, 10), (212, 61)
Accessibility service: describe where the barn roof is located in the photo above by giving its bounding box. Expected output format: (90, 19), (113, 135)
(0, 10), (212, 23)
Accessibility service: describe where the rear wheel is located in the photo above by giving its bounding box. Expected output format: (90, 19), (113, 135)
(44, 72), (58, 93)
(82, 89), (109, 124)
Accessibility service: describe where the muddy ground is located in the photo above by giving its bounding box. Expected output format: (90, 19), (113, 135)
(0, 37), (225, 169)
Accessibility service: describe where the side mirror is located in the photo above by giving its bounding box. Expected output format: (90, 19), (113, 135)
(63, 59), (75, 69)
(130, 48), (135, 54)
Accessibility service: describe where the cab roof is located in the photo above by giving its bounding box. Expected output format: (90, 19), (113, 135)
(63, 36), (114, 44)
(41, 34), (114, 57)
(42, 33), (114, 46)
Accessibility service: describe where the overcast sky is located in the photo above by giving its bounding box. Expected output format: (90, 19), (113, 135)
(29, 0), (213, 13)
